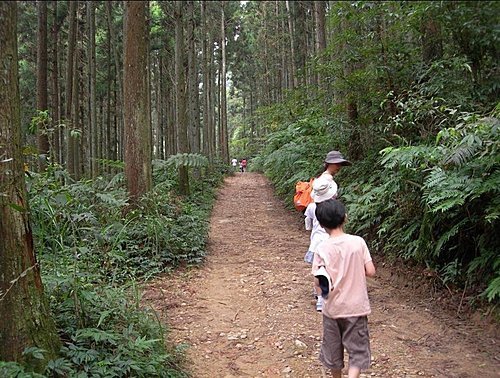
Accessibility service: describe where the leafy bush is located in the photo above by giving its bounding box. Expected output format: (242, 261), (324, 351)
(345, 109), (499, 301)
(21, 161), (222, 376)
(43, 280), (186, 377)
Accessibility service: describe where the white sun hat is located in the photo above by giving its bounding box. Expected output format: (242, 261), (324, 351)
(311, 177), (338, 203)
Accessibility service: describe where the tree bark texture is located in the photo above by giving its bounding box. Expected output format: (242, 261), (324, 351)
(65, 0), (78, 177)
(220, 4), (229, 163)
(175, 1), (190, 195)
(106, 1), (123, 163)
(285, 1), (296, 89)
(50, 1), (62, 165)
(0, 2), (61, 370)
(201, 1), (210, 158)
(314, 0), (326, 89)
(123, 1), (152, 204)
(88, 1), (98, 178)
(421, 18), (443, 63)
(36, 0), (49, 171)
(186, 1), (200, 155)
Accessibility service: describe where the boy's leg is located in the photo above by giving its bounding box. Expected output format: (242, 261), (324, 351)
(347, 366), (361, 378)
(340, 316), (371, 376)
(328, 368), (342, 378)
(319, 315), (344, 374)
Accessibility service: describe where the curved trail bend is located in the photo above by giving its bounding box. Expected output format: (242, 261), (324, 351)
(144, 172), (499, 377)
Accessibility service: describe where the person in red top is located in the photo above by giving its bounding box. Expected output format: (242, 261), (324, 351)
(240, 159), (247, 172)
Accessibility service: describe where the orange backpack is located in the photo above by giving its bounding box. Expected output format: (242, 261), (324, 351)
(293, 178), (314, 212)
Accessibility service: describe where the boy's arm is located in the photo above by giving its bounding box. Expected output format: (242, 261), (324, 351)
(361, 237), (376, 277)
(365, 261), (376, 277)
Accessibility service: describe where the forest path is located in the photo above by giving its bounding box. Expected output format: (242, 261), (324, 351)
(143, 172), (499, 378)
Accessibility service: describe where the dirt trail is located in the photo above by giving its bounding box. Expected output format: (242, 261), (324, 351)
(144, 172), (499, 378)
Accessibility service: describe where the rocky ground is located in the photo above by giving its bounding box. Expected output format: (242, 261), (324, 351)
(143, 172), (499, 378)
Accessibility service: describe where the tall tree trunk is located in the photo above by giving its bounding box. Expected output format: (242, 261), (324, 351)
(294, 1), (307, 87)
(279, 1), (289, 93)
(378, 14), (397, 117)
(154, 54), (161, 159)
(314, 0), (326, 89)
(201, 1), (210, 157)
(211, 45), (218, 157)
(167, 83), (176, 156)
(73, 47), (81, 180)
(0, 2), (61, 370)
(37, 1), (49, 171)
(220, 3), (229, 163)
(106, 1), (123, 163)
(106, 16), (112, 170)
(341, 17), (362, 161)
(65, 0), (77, 177)
(186, 1), (200, 155)
(175, 1), (190, 195)
(421, 18), (443, 63)
(50, 1), (62, 165)
(158, 54), (165, 159)
(285, 1), (296, 89)
(262, 3), (271, 106)
(87, 1), (98, 178)
(123, 1), (152, 205)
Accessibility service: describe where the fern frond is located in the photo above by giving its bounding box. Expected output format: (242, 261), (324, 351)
(163, 153), (209, 169)
(433, 219), (468, 257)
(423, 168), (471, 212)
(484, 275), (500, 302)
(442, 144), (476, 166)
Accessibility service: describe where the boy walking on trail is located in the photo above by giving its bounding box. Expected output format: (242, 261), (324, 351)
(313, 199), (376, 378)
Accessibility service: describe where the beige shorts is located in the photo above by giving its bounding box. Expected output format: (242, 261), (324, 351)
(320, 315), (371, 370)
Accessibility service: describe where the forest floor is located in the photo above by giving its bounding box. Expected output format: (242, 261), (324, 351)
(143, 172), (499, 378)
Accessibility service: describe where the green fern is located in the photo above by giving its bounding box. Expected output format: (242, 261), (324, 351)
(433, 219), (468, 257)
(162, 153), (209, 169)
(485, 275), (500, 302)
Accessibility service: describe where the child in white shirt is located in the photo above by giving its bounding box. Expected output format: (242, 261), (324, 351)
(304, 176), (338, 311)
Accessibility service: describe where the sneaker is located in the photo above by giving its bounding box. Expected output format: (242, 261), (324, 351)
(316, 296), (323, 312)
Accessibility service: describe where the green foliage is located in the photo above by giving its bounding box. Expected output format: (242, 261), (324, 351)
(345, 110), (499, 301)
(0, 361), (45, 378)
(19, 162), (221, 376)
(29, 110), (51, 135)
(250, 107), (351, 206)
(28, 165), (216, 283)
(240, 0), (499, 305)
(42, 281), (186, 377)
(163, 153), (210, 169)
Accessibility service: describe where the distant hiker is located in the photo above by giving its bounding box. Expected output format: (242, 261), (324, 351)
(313, 199), (376, 378)
(231, 158), (238, 171)
(319, 150), (351, 197)
(240, 159), (247, 173)
(304, 175), (338, 312)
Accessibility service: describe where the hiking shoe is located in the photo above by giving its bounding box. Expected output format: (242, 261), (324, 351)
(316, 296), (323, 312)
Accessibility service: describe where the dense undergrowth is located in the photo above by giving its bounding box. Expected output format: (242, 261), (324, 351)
(250, 100), (499, 310)
(233, 1), (499, 310)
(0, 160), (228, 377)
